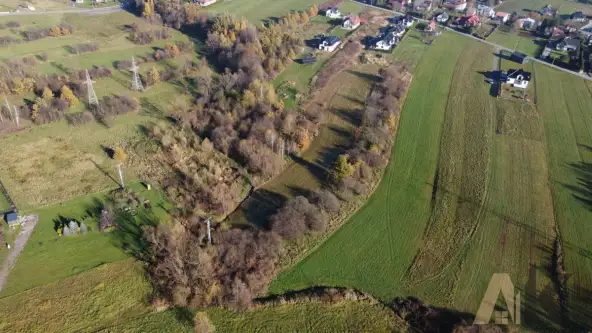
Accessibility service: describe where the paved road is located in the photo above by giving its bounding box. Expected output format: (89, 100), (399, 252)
(0, 215), (39, 293)
(355, 1), (592, 81)
(0, 6), (121, 16)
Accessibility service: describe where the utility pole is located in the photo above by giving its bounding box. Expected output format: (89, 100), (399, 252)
(117, 163), (124, 188)
(4, 99), (11, 122)
(85, 69), (98, 106)
(204, 217), (212, 245)
(13, 105), (19, 128)
(130, 57), (144, 91)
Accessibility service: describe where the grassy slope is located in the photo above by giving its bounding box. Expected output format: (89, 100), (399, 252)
(0, 182), (172, 297)
(204, 0), (329, 23)
(496, 0), (592, 15)
(207, 301), (403, 333)
(0, 259), (151, 333)
(270, 32), (466, 300)
(100, 300), (405, 333)
(535, 64), (592, 331)
(406, 41), (496, 284)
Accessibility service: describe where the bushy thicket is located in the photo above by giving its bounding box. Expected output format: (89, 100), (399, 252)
(0, 36), (19, 45)
(92, 95), (139, 120)
(335, 63), (411, 199)
(143, 123), (245, 215)
(268, 189), (340, 240)
(69, 42), (99, 55)
(146, 216), (281, 309)
(22, 23), (73, 41)
(130, 28), (170, 44)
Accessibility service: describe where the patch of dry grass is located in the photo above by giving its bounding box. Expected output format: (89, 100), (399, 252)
(0, 259), (151, 333)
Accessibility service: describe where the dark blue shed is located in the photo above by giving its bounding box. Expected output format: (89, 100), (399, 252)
(5, 212), (17, 225)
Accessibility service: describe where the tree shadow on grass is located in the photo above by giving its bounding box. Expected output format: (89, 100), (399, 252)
(565, 162), (592, 212)
(345, 69), (382, 83)
(233, 189), (287, 229)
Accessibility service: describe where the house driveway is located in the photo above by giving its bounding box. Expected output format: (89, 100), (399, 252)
(0, 215), (39, 293)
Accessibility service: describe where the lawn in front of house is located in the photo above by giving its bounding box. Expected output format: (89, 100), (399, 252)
(0, 182), (172, 297)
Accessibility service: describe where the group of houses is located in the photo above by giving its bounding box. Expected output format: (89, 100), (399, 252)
(316, 8), (365, 53)
(372, 15), (415, 51)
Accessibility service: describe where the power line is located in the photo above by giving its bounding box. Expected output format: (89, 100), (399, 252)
(130, 57), (144, 91)
(85, 69), (98, 106)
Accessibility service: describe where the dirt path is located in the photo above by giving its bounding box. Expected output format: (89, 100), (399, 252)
(0, 215), (39, 293)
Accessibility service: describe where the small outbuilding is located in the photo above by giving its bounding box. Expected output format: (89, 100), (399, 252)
(510, 51), (528, 64)
(300, 56), (317, 64)
(5, 212), (18, 226)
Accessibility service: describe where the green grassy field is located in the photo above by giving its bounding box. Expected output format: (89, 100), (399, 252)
(0, 259), (151, 333)
(0, 11), (194, 209)
(207, 301), (403, 332)
(204, 0), (362, 23)
(496, 0), (592, 16)
(0, 182), (172, 297)
(0, 0), (73, 12)
(270, 31), (581, 331)
(535, 64), (592, 330)
(270, 32), (467, 299)
(487, 29), (545, 58)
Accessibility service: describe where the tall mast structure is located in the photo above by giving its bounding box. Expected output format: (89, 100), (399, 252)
(130, 57), (144, 91)
(85, 69), (98, 106)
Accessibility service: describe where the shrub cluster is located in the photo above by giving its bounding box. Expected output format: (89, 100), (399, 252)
(130, 28), (170, 44)
(69, 42), (99, 55)
(22, 24), (73, 41)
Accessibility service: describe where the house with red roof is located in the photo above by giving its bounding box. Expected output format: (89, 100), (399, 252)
(343, 14), (361, 30)
(496, 11), (510, 23)
(456, 14), (479, 28)
(426, 20), (437, 32)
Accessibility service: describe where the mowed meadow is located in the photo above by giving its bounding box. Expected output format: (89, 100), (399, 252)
(272, 31), (592, 331)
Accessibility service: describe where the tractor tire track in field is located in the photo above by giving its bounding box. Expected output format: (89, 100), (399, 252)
(405, 43), (494, 287)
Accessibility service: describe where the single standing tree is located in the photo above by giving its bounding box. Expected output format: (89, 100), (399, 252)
(60, 85), (79, 107)
(148, 67), (160, 85)
(99, 207), (115, 232)
(114, 146), (127, 187)
(42, 87), (54, 101)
